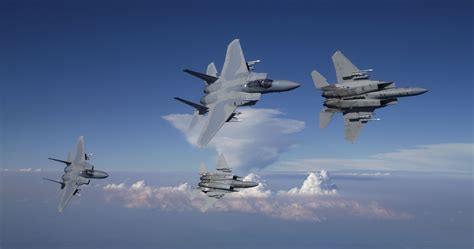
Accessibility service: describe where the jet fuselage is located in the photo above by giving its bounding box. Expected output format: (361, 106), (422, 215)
(323, 87), (428, 110)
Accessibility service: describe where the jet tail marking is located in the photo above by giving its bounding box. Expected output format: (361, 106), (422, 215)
(48, 158), (72, 166)
(311, 70), (329, 89)
(174, 97), (209, 115)
(183, 69), (218, 84)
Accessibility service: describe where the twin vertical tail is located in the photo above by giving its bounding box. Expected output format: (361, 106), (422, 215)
(311, 71), (333, 128)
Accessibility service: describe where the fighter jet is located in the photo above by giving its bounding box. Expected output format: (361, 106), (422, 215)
(312, 51), (428, 142)
(197, 155), (258, 199)
(175, 39), (300, 147)
(43, 136), (109, 212)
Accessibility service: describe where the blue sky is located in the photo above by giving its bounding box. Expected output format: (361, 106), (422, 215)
(2, 0), (472, 172)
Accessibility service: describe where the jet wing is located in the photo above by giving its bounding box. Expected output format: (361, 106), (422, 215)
(197, 99), (238, 147)
(197, 93), (261, 147)
(58, 181), (78, 212)
(220, 39), (248, 81)
(343, 110), (374, 143)
(332, 51), (360, 84)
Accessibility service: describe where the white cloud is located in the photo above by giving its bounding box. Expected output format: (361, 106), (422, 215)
(103, 171), (408, 222)
(103, 183), (126, 190)
(18, 168), (33, 172)
(163, 108), (305, 171)
(282, 170), (337, 195)
(274, 143), (473, 173)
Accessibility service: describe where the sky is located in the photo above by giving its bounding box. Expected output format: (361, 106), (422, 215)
(2, 0), (472, 172)
(0, 0), (473, 248)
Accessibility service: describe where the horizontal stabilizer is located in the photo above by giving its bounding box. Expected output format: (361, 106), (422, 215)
(43, 178), (65, 188)
(320, 108), (335, 128)
(183, 69), (218, 84)
(311, 70), (329, 89)
(174, 97), (209, 115)
(48, 158), (71, 166)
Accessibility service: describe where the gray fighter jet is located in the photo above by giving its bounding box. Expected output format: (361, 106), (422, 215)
(175, 39), (300, 147)
(312, 51), (428, 142)
(197, 155), (258, 199)
(43, 136), (109, 212)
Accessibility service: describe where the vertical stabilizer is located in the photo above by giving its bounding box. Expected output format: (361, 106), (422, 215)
(216, 154), (232, 173)
(206, 62), (218, 77)
(74, 136), (85, 162)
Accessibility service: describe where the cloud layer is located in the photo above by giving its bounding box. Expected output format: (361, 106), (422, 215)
(103, 171), (408, 222)
(163, 108), (305, 171)
(275, 143), (473, 173)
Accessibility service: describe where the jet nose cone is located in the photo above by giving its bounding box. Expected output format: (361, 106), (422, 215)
(248, 181), (258, 188)
(272, 80), (301, 92)
(92, 170), (109, 179)
(412, 87), (429, 95)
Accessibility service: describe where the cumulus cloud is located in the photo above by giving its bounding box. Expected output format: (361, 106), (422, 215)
(103, 183), (126, 190)
(103, 171), (408, 222)
(104, 181), (191, 209)
(282, 170), (337, 195)
(163, 108), (305, 171)
(275, 143), (473, 173)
